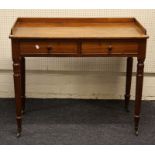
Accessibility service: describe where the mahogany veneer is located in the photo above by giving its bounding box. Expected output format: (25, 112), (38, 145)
(10, 17), (149, 137)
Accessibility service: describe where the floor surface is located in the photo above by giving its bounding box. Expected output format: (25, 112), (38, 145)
(0, 99), (155, 144)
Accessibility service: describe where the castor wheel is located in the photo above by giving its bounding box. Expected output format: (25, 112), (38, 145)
(135, 130), (139, 136)
(16, 132), (21, 138)
(22, 110), (25, 115)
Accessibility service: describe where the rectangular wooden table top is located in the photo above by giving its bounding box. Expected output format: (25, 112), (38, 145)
(10, 18), (148, 39)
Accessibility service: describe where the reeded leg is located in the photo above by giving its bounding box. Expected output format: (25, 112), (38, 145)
(21, 57), (25, 114)
(134, 58), (145, 136)
(124, 57), (133, 112)
(13, 58), (22, 137)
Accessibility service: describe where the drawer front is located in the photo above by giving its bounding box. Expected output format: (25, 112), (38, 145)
(20, 40), (78, 54)
(82, 40), (139, 54)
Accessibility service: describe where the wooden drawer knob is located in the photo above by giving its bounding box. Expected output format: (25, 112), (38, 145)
(47, 45), (53, 52)
(108, 45), (112, 51)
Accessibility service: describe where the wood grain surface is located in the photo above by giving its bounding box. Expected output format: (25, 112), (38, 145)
(10, 18), (148, 39)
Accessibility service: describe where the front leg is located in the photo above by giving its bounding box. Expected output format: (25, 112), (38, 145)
(13, 58), (22, 137)
(134, 58), (145, 136)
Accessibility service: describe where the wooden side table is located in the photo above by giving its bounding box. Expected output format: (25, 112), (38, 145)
(9, 18), (149, 137)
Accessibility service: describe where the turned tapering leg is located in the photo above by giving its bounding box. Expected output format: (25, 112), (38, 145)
(134, 58), (145, 136)
(21, 57), (25, 114)
(13, 58), (22, 137)
(124, 57), (133, 112)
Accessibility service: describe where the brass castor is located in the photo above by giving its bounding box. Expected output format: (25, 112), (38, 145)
(135, 130), (139, 136)
(16, 132), (21, 138)
(22, 110), (25, 115)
